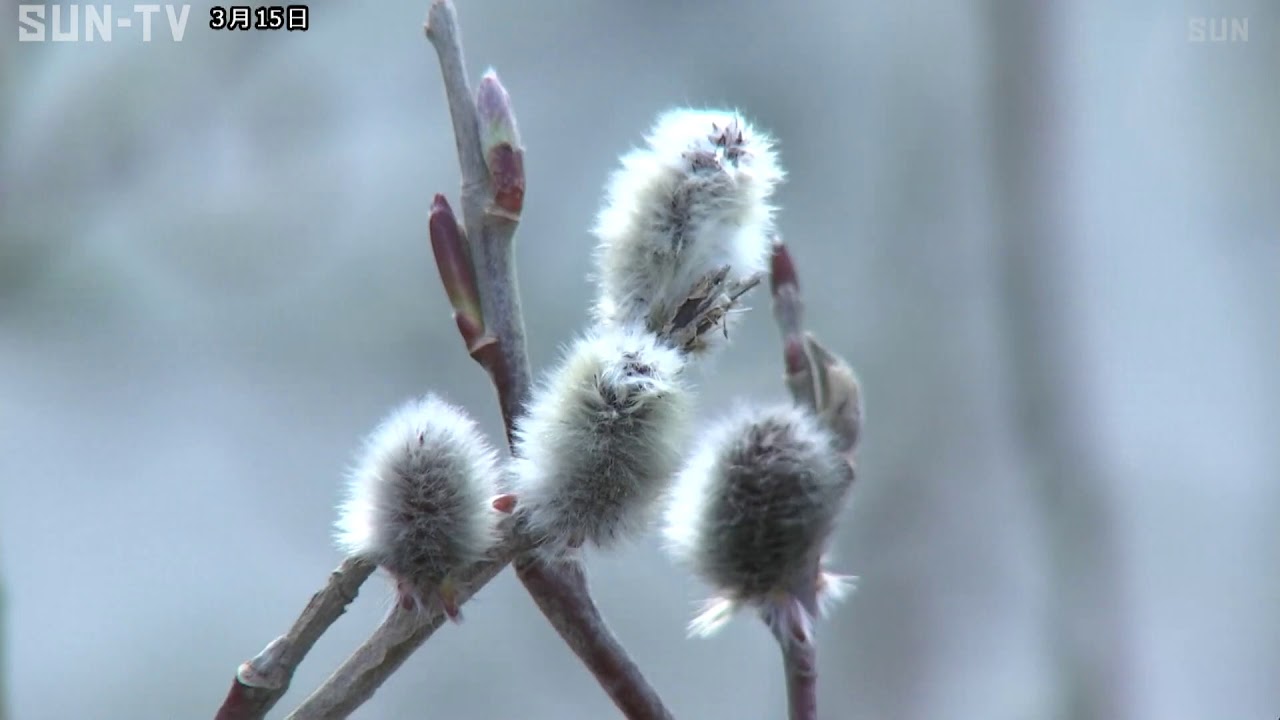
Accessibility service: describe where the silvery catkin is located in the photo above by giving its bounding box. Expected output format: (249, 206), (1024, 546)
(665, 403), (854, 636)
(592, 108), (784, 354)
(336, 394), (504, 618)
(511, 324), (692, 559)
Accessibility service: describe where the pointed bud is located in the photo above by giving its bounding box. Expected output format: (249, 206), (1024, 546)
(768, 235), (800, 295)
(475, 70), (525, 219)
(511, 325), (693, 558)
(664, 404), (854, 637)
(804, 333), (863, 454)
(592, 108), (785, 354)
(769, 240), (819, 410)
(430, 194), (485, 344)
(335, 394), (504, 613)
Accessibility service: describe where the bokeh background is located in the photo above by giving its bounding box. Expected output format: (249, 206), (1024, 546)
(1, 1), (1276, 718)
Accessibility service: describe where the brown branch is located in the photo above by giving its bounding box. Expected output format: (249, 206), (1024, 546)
(769, 612), (817, 720)
(765, 240), (823, 720)
(514, 558), (674, 720)
(285, 3), (532, 715)
(764, 240), (864, 720)
(426, 0), (531, 440)
(426, 5), (670, 717)
(214, 557), (377, 720)
(284, 551), (517, 720)
(287, 2), (671, 718)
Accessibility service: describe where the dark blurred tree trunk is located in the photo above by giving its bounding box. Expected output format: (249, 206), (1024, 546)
(984, 5), (1133, 720)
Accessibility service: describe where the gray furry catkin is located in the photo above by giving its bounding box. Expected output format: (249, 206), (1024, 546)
(511, 324), (692, 558)
(592, 108), (784, 352)
(336, 394), (504, 618)
(664, 403), (854, 636)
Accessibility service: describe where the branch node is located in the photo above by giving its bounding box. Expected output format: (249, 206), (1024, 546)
(236, 637), (290, 690)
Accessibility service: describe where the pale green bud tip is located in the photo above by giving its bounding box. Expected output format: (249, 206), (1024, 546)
(476, 69), (521, 149)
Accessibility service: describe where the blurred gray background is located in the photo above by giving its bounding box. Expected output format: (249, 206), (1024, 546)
(1, 1), (1277, 718)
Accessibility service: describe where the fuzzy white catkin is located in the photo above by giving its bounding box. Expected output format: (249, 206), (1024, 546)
(511, 324), (693, 557)
(335, 394), (502, 594)
(665, 403), (854, 636)
(592, 108), (784, 343)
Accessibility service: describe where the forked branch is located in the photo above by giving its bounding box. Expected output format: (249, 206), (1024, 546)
(214, 558), (377, 720)
(286, 2), (671, 718)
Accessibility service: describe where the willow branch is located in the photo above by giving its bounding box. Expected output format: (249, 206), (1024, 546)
(284, 551), (517, 720)
(769, 610), (818, 720)
(514, 558), (674, 720)
(289, 2), (669, 718)
(428, 0), (531, 438)
(214, 557), (377, 720)
(766, 239), (823, 720)
(428, 4), (669, 717)
(286, 3), (531, 715)
(765, 239), (867, 720)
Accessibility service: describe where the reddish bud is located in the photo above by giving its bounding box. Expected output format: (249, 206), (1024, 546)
(769, 238), (800, 295)
(476, 70), (525, 219)
(491, 493), (517, 514)
(430, 194), (485, 336)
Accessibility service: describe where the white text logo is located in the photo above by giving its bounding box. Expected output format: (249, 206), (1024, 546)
(17, 4), (191, 42)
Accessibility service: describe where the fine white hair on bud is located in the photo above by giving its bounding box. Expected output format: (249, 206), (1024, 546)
(511, 324), (693, 558)
(592, 108), (784, 351)
(664, 403), (854, 638)
(336, 394), (504, 619)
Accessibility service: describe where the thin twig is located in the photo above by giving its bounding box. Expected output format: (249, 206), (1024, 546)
(427, 4), (671, 717)
(426, 0), (532, 440)
(765, 239), (857, 720)
(288, 3), (533, 714)
(288, 2), (671, 717)
(769, 237), (818, 412)
(285, 551), (517, 720)
(216, 3), (523, 714)
(214, 557), (377, 720)
(769, 613), (817, 720)
(514, 558), (675, 720)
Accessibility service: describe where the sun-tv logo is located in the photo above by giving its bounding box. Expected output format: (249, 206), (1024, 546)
(1187, 17), (1249, 43)
(17, 4), (192, 42)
